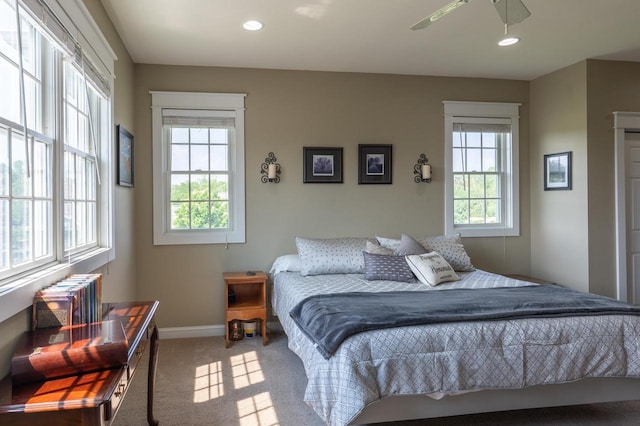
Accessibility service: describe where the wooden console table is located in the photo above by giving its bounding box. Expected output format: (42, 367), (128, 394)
(0, 300), (160, 426)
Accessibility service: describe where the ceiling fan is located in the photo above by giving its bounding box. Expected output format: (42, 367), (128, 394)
(411, 0), (531, 31)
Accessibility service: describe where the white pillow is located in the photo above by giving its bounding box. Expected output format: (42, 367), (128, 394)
(295, 237), (372, 276)
(269, 254), (303, 275)
(405, 252), (460, 286)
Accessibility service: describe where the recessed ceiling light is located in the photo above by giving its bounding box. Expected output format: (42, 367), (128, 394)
(243, 20), (263, 31)
(498, 37), (519, 47)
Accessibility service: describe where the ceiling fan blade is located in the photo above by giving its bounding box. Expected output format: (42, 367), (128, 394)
(492, 0), (531, 26)
(411, 0), (470, 30)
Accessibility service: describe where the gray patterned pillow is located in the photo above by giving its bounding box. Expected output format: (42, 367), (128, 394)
(363, 252), (416, 283)
(395, 234), (428, 256)
(364, 240), (395, 255)
(416, 234), (475, 272)
(296, 237), (372, 276)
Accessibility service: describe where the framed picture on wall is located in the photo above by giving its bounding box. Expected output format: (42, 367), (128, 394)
(358, 144), (392, 184)
(544, 151), (571, 190)
(117, 124), (134, 187)
(303, 147), (343, 183)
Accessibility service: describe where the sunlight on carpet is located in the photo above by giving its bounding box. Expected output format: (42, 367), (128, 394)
(231, 350), (265, 389)
(237, 391), (280, 426)
(193, 360), (224, 402)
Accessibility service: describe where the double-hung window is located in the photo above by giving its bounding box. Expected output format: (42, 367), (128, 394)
(0, 0), (115, 322)
(151, 92), (246, 245)
(444, 101), (520, 237)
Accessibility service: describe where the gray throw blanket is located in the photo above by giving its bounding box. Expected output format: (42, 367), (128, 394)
(289, 285), (640, 359)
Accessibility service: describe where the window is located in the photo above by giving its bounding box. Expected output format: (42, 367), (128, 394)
(444, 101), (520, 237)
(0, 0), (115, 323)
(151, 92), (246, 245)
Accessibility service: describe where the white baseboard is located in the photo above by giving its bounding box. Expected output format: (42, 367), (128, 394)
(158, 321), (282, 340)
(159, 324), (225, 340)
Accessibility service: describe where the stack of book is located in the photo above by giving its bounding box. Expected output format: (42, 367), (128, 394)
(32, 274), (102, 330)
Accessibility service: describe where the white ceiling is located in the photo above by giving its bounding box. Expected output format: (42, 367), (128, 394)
(99, 0), (640, 81)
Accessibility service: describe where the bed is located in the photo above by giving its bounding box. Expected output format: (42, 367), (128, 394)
(270, 236), (640, 426)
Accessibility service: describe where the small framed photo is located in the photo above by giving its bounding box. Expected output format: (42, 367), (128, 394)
(117, 124), (134, 187)
(303, 147), (343, 183)
(358, 144), (392, 184)
(544, 151), (571, 191)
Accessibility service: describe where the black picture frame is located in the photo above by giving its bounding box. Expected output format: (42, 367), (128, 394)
(117, 124), (134, 187)
(544, 151), (571, 191)
(358, 144), (392, 184)
(303, 147), (343, 183)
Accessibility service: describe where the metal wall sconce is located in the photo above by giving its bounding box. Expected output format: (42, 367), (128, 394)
(261, 152), (281, 183)
(413, 154), (432, 183)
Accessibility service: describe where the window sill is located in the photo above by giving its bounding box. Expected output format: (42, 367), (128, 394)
(452, 226), (520, 238)
(0, 247), (114, 324)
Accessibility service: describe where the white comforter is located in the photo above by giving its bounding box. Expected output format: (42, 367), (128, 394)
(272, 270), (640, 426)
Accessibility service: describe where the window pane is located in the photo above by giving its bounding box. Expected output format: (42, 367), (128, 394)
(171, 202), (189, 229)
(0, 59), (20, 123)
(171, 127), (189, 143)
(0, 1), (19, 63)
(454, 200), (469, 225)
(0, 200), (8, 270)
(170, 175), (189, 201)
(87, 201), (96, 243)
(486, 199), (498, 224)
(86, 162), (96, 201)
(190, 145), (208, 171)
(12, 133), (31, 197)
(210, 145), (228, 171)
(469, 200), (485, 224)
(469, 175), (485, 198)
(76, 156), (86, 200)
(210, 128), (228, 145)
(482, 148), (496, 172)
(12, 199), (31, 265)
(171, 144), (189, 171)
(64, 151), (75, 199)
(190, 201), (209, 229)
(210, 201), (229, 228)
(452, 131), (463, 148)
(24, 75), (42, 134)
(466, 132), (481, 148)
(211, 175), (228, 200)
(33, 140), (50, 197)
(190, 174), (209, 200)
(0, 128), (8, 196)
(453, 174), (468, 199)
(467, 148), (482, 172)
(452, 148), (465, 172)
(482, 131), (497, 148)
(191, 128), (208, 144)
(76, 201), (86, 246)
(34, 200), (51, 258)
(64, 201), (74, 250)
(486, 174), (498, 198)
(66, 105), (78, 148)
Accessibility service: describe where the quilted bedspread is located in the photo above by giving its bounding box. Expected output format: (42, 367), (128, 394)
(272, 270), (640, 426)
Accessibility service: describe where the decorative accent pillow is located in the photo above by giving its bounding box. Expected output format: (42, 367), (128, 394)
(363, 252), (416, 283)
(375, 234), (402, 251)
(269, 254), (303, 275)
(364, 240), (395, 255)
(295, 237), (372, 276)
(416, 234), (475, 272)
(394, 234), (428, 256)
(405, 252), (460, 286)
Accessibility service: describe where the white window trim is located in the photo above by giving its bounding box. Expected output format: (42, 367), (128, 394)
(0, 0), (115, 324)
(444, 101), (520, 238)
(151, 91), (246, 245)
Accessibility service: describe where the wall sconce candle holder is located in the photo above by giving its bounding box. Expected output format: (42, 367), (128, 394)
(261, 152), (281, 183)
(413, 154), (432, 183)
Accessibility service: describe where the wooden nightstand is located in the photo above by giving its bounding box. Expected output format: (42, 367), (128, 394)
(223, 272), (268, 348)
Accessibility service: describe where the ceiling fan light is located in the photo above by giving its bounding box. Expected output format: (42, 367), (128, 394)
(498, 37), (519, 47)
(243, 20), (263, 31)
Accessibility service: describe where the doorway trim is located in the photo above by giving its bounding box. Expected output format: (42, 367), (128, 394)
(614, 111), (640, 302)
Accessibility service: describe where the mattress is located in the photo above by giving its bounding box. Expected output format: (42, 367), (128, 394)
(272, 270), (640, 426)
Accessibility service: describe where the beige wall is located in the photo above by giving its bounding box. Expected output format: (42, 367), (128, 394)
(530, 59), (640, 297)
(134, 66), (531, 328)
(529, 61), (589, 291)
(0, 0), (136, 379)
(586, 60), (640, 297)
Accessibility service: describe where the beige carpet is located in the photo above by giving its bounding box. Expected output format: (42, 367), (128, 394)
(113, 332), (640, 426)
